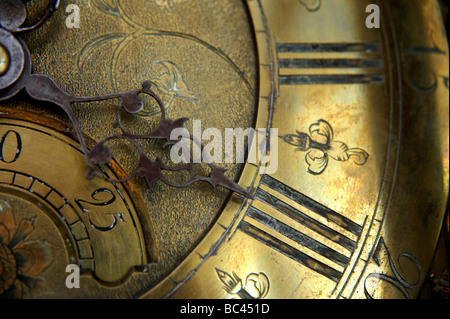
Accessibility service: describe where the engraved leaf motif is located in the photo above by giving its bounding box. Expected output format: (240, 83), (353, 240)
(215, 268), (243, 294)
(245, 273), (270, 299)
(309, 119), (333, 144)
(327, 141), (350, 161)
(298, 0), (321, 12)
(91, 0), (121, 17)
(347, 148), (369, 165)
(151, 61), (198, 102)
(306, 149), (328, 175)
(149, 0), (175, 13)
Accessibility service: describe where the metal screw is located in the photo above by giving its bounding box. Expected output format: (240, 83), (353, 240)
(0, 44), (10, 76)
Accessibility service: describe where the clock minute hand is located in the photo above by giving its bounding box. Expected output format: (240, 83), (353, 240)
(1, 50), (254, 200)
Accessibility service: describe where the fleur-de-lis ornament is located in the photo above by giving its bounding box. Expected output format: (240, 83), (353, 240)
(281, 120), (369, 175)
(216, 268), (270, 299)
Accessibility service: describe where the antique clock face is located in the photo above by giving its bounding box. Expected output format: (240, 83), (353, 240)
(0, 0), (448, 299)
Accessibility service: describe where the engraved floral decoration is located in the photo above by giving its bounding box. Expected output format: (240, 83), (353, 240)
(0, 201), (54, 298)
(216, 268), (270, 299)
(149, 0), (175, 13)
(298, 0), (321, 12)
(139, 61), (198, 116)
(281, 120), (369, 175)
(79, 0), (252, 98)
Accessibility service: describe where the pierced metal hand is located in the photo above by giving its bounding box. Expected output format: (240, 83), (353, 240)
(0, 0), (253, 199)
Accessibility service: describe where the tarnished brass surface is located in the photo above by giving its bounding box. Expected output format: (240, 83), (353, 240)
(0, 0), (448, 299)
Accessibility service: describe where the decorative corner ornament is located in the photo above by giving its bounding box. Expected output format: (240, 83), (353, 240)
(215, 268), (270, 299)
(0, 0), (253, 199)
(281, 119), (369, 175)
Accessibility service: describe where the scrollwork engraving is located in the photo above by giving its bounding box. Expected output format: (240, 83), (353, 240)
(364, 237), (422, 299)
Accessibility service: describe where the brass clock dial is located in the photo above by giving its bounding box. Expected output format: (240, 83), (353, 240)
(0, 0), (448, 299)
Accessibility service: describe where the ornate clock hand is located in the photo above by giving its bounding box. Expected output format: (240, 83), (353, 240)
(0, 0), (254, 199)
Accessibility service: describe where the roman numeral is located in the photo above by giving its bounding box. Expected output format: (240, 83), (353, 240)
(276, 42), (384, 85)
(238, 175), (365, 283)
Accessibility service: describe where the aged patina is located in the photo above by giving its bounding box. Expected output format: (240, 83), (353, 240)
(0, 0), (448, 299)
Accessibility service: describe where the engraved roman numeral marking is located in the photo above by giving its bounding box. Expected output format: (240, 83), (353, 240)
(277, 42), (381, 53)
(238, 175), (365, 283)
(276, 42), (384, 85)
